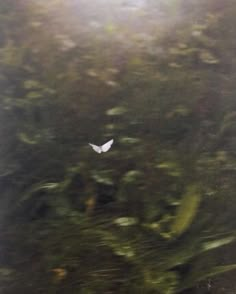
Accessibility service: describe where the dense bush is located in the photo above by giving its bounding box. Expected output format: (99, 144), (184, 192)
(1, 0), (236, 293)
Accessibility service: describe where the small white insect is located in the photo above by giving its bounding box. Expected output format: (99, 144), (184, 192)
(89, 139), (114, 153)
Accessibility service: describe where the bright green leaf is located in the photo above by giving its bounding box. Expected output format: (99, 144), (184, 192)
(170, 185), (201, 237)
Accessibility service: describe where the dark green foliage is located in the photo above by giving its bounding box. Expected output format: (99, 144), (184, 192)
(1, 0), (236, 293)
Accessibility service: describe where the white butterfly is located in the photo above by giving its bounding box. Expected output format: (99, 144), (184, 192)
(89, 139), (114, 153)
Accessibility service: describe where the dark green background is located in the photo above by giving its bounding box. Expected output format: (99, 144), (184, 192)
(1, 0), (236, 293)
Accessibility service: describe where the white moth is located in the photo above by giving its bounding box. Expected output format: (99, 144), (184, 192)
(89, 139), (114, 153)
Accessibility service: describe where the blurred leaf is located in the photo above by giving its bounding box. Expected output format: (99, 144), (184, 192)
(0, 268), (14, 276)
(143, 222), (161, 231)
(120, 137), (141, 144)
(20, 182), (59, 202)
(199, 50), (219, 64)
(106, 106), (127, 116)
(122, 170), (143, 184)
(104, 80), (119, 87)
(145, 271), (178, 294)
(168, 62), (182, 68)
(114, 217), (138, 226)
(18, 132), (39, 145)
(91, 171), (114, 185)
(86, 69), (98, 77)
(156, 162), (182, 177)
(26, 91), (43, 99)
(101, 232), (135, 259)
(0, 267), (14, 281)
(170, 185), (201, 237)
(166, 106), (190, 118)
(23, 80), (41, 89)
(114, 245), (135, 258)
(105, 24), (116, 33)
(51, 268), (67, 282)
(105, 124), (116, 130)
(202, 236), (236, 252)
(39, 183), (60, 190)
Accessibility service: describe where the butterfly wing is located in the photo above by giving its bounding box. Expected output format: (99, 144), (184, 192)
(89, 143), (102, 153)
(101, 139), (114, 152)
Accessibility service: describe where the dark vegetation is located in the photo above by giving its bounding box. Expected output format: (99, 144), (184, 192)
(1, 0), (236, 293)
